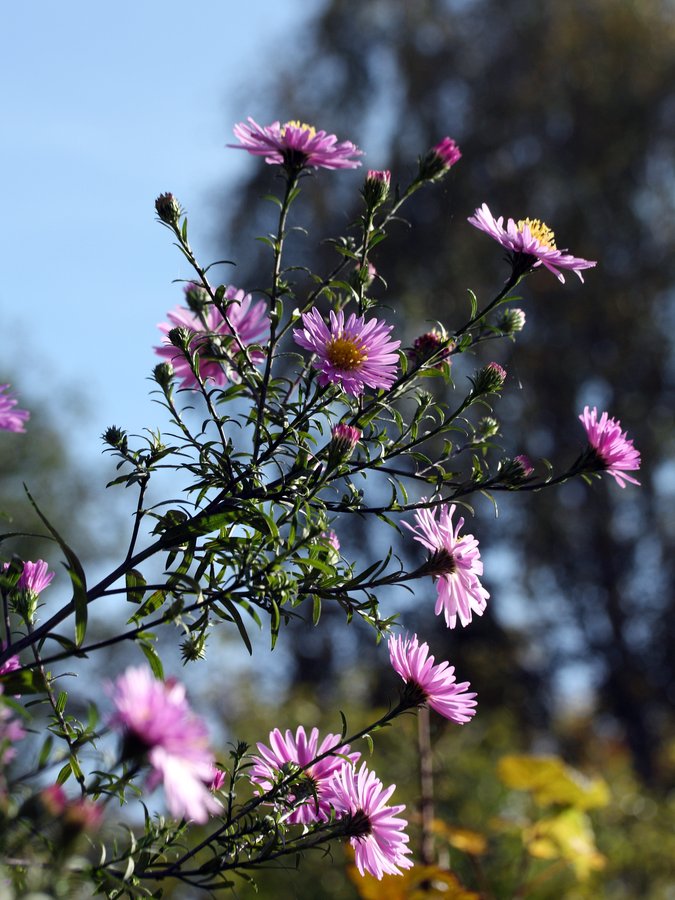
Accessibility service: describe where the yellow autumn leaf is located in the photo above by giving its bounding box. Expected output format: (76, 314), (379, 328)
(497, 754), (610, 809)
(431, 819), (488, 855)
(523, 808), (607, 880)
(347, 854), (480, 900)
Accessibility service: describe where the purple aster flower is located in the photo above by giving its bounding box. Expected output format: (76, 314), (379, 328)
(579, 406), (641, 488)
(108, 665), (220, 823)
(0, 385), (30, 433)
(230, 118), (363, 171)
(388, 633), (477, 724)
(249, 726), (360, 825)
(155, 285), (268, 389)
(404, 503), (489, 629)
(468, 203), (597, 283)
(331, 762), (413, 880)
(294, 308), (400, 396)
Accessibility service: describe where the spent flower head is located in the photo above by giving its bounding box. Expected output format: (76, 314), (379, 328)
(0, 385), (30, 433)
(230, 118), (363, 171)
(579, 406), (641, 488)
(154, 192), (182, 225)
(331, 762), (413, 880)
(408, 329), (453, 370)
(249, 726), (360, 825)
(498, 307), (527, 335)
(108, 665), (220, 823)
(405, 503), (489, 629)
(389, 633), (477, 724)
(294, 308), (400, 396)
(468, 203), (596, 283)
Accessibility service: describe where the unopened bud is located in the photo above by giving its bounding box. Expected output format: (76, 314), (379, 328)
(408, 329), (453, 369)
(499, 454), (534, 484)
(154, 192), (182, 225)
(329, 424), (361, 462)
(153, 362), (175, 390)
(497, 307), (526, 335)
(102, 425), (128, 452)
(472, 362), (507, 395)
(168, 326), (193, 351)
(181, 633), (207, 662)
(184, 282), (210, 313)
(476, 416), (499, 440)
(363, 169), (391, 208)
(419, 137), (461, 181)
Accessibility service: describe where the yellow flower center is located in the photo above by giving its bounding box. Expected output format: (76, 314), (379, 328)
(326, 335), (367, 370)
(282, 120), (317, 139)
(517, 218), (557, 250)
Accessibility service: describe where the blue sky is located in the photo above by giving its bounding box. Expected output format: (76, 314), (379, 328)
(2, 1), (322, 456)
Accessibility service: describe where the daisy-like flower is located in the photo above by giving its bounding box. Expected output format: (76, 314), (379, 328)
(0, 385), (30, 433)
(388, 633), (477, 724)
(468, 203), (597, 283)
(230, 118), (363, 171)
(155, 285), (268, 389)
(108, 665), (220, 823)
(331, 762), (413, 880)
(579, 406), (641, 488)
(404, 503), (489, 629)
(294, 308), (400, 396)
(249, 726), (360, 825)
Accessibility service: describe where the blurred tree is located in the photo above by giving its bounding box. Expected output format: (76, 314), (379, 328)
(214, 0), (675, 784)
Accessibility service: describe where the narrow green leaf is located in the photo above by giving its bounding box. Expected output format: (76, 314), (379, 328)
(24, 487), (88, 646)
(269, 598), (281, 649)
(139, 639), (164, 679)
(126, 569), (147, 604)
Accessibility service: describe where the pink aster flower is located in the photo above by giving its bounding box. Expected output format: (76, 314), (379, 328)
(331, 762), (413, 880)
(249, 726), (360, 825)
(108, 665), (220, 823)
(0, 642), (19, 678)
(468, 203), (597, 283)
(155, 285), (268, 389)
(17, 560), (54, 596)
(579, 406), (641, 488)
(388, 633), (477, 724)
(0, 385), (30, 433)
(404, 503), (489, 629)
(230, 118), (363, 171)
(294, 308), (400, 396)
(0, 686), (26, 767)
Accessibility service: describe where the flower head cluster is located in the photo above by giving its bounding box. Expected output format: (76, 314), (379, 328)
(468, 203), (597, 283)
(389, 633), (477, 724)
(155, 285), (268, 389)
(579, 406), (641, 488)
(405, 503), (489, 629)
(108, 665), (220, 823)
(294, 308), (400, 396)
(0, 385), (30, 433)
(231, 118), (363, 171)
(249, 726), (360, 825)
(331, 762), (413, 880)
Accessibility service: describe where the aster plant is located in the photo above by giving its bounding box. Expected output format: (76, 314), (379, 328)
(0, 115), (640, 895)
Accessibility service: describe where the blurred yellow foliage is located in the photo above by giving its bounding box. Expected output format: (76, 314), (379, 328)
(497, 754), (610, 810)
(347, 857), (480, 900)
(523, 808), (607, 880)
